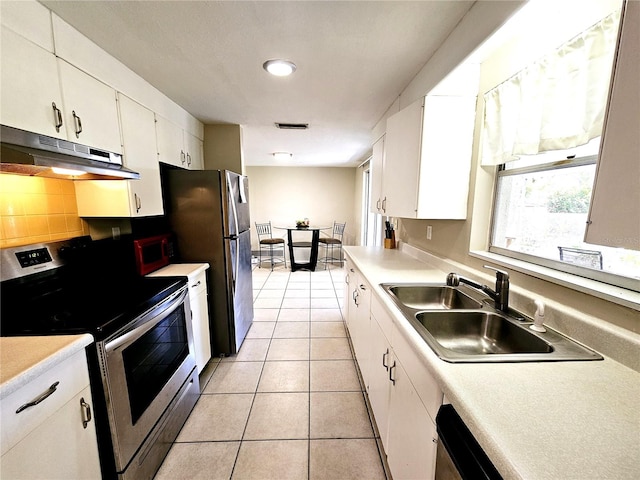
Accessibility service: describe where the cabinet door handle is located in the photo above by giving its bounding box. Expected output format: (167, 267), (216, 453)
(389, 361), (396, 385)
(191, 280), (201, 288)
(134, 193), (142, 213)
(352, 290), (359, 306)
(376, 198), (381, 210)
(72, 110), (83, 137)
(382, 197), (387, 213)
(52, 102), (63, 132)
(345, 274), (349, 285)
(359, 284), (366, 291)
(186, 152), (192, 166)
(180, 150), (186, 165)
(382, 348), (389, 371)
(80, 397), (92, 429)
(16, 381), (59, 414)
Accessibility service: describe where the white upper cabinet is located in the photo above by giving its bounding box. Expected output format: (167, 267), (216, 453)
(156, 115), (186, 168)
(0, 25), (122, 154)
(383, 94), (476, 219)
(585, 0), (639, 251)
(0, 26), (65, 139)
(0, 0), (54, 52)
(156, 115), (203, 170)
(185, 132), (204, 170)
(57, 60), (122, 154)
(118, 94), (163, 216)
(75, 94), (164, 217)
(384, 99), (424, 218)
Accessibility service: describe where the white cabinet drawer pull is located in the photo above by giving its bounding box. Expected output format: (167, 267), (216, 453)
(52, 102), (63, 132)
(382, 348), (390, 371)
(80, 397), (92, 429)
(15, 381), (59, 414)
(191, 280), (201, 288)
(388, 361), (396, 385)
(72, 111), (83, 137)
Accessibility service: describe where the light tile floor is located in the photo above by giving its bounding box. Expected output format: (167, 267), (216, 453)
(155, 264), (387, 480)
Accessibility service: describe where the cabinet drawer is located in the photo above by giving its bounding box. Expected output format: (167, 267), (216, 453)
(188, 271), (207, 297)
(392, 323), (443, 422)
(0, 349), (90, 455)
(1, 385), (101, 480)
(371, 294), (394, 343)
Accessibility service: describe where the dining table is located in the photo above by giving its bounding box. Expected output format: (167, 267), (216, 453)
(274, 225), (330, 271)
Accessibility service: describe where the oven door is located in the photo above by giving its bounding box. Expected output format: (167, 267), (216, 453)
(97, 285), (196, 472)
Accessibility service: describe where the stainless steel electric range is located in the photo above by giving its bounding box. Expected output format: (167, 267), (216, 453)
(0, 236), (200, 480)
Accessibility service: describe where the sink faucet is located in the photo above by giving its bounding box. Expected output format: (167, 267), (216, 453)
(446, 266), (510, 312)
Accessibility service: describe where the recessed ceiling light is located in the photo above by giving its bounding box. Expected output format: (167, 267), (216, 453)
(263, 59), (297, 77)
(272, 152), (293, 161)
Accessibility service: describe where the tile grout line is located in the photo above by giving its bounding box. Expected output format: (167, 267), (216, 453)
(227, 267), (277, 480)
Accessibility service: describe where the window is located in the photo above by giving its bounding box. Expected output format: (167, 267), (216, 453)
(484, 7), (638, 292)
(490, 139), (640, 290)
(361, 167), (382, 247)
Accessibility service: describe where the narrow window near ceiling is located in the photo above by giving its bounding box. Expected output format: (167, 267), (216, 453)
(485, 8), (640, 290)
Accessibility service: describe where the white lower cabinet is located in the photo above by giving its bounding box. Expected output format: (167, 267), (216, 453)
(344, 253), (441, 480)
(367, 317), (392, 445)
(148, 263), (212, 374)
(188, 269), (213, 373)
(369, 311), (439, 480)
(386, 356), (438, 480)
(346, 266), (372, 387)
(0, 350), (101, 479)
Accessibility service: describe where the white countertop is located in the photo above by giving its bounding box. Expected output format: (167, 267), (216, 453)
(344, 246), (640, 480)
(147, 262), (209, 280)
(0, 334), (94, 400)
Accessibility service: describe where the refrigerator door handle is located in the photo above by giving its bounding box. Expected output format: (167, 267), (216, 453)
(226, 172), (241, 282)
(233, 236), (240, 287)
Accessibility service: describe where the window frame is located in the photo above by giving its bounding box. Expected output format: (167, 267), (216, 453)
(488, 154), (638, 292)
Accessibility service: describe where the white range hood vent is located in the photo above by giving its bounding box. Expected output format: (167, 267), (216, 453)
(0, 125), (140, 180)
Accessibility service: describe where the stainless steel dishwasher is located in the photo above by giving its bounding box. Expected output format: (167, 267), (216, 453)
(435, 404), (503, 480)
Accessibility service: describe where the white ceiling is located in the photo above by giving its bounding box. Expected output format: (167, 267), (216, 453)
(41, 0), (476, 167)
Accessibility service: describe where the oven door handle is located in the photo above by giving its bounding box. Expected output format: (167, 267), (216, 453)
(104, 287), (188, 353)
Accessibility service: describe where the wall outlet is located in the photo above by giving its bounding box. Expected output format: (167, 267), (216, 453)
(112, 227), (121, 240)
(427, 225), (432, 240)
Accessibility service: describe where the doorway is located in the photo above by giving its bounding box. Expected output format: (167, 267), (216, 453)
(362, 168), (382, 246)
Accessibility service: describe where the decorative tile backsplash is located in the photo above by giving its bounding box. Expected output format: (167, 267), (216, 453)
(0, 174), (89, 248)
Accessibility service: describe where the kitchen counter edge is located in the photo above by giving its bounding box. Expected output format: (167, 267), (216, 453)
(0, 334), (94, 399)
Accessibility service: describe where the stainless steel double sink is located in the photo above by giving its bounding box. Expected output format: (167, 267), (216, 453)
(381, 284), (602, 363)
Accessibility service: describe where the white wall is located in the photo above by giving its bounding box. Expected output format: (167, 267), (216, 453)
(246, 166), (357, 252)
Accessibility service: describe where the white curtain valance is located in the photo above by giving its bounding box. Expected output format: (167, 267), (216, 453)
(482, 10), (621, 166)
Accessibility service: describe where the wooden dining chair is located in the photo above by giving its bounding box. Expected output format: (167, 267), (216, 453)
(318, 221), (346, 269)
(255, 222), (286, 270)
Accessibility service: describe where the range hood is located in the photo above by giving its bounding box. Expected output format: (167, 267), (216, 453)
(0, 125), (140, 180)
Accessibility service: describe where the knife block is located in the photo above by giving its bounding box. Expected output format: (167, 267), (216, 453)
(384, 231), (396, 249)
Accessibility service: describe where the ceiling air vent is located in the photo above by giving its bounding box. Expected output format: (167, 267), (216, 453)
(275, 123), (309, 130)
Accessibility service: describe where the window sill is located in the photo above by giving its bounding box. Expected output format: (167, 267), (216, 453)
(469, 250), (640, 311)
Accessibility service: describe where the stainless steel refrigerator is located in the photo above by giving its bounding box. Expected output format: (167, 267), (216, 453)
(165, 169), (253, 356)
